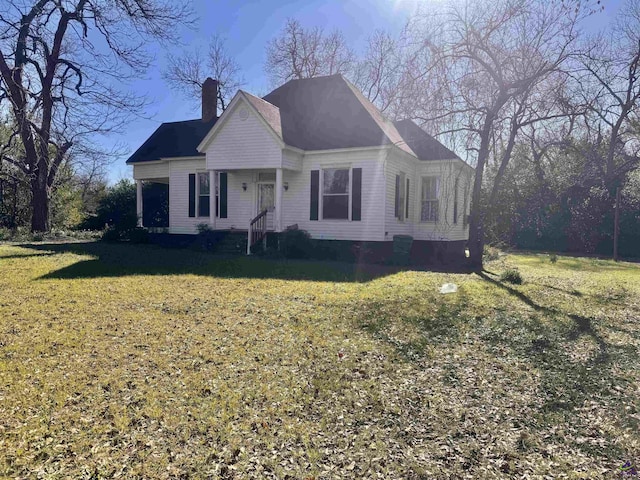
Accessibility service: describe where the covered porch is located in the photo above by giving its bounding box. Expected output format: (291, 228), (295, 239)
(135, 165), (299, 252)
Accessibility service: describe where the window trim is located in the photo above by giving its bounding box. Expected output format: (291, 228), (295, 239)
(197, 171), (210, 218)
(420, 176), (440, 223)
(320, 167), (352, 221)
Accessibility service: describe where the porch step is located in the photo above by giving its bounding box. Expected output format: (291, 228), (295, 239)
(214, 232), (247, 255)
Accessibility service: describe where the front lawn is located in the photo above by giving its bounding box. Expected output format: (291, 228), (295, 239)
(0, 242), (638, 478)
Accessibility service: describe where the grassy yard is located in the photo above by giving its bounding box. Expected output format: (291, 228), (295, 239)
(0, 242), (639, 479)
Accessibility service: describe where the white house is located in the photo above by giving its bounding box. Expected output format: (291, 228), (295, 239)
(127, 75), (474, 262)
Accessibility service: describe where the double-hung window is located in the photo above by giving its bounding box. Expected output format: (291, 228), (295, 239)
(198, 172), (210, 217)
(421, 176), (440, 222)
(322, 168), (350, 219)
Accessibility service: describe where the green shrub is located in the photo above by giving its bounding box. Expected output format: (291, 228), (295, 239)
(0, 228), (11, 241)
(81, 179), (137, 231)
(500, 268), (523, 284)
(279, 229), (314, 259)
(129, 227), (150, 244)
(196, 223), (213, 234)
(101, 226), (122, 242)
(484, 245), (501, 261)
(549, 253), (558, 263)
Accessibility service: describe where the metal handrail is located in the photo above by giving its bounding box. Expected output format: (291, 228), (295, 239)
(247, 209), (268, 254)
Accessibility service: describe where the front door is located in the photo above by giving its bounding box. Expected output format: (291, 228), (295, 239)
(257, 183), (275, 230)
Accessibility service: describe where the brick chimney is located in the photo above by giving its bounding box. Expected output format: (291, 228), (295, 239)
(202, 77), (219, 122)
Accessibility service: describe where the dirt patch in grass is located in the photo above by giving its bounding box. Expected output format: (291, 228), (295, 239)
(0, 243), (639, 478)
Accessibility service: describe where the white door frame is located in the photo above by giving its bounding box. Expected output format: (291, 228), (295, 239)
(256, 181), (275, 215)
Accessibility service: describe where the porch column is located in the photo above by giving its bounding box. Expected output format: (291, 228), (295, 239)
(275, 168), (283, 232)
(136, 179), (143, 227)
(209, 170), (216, 229)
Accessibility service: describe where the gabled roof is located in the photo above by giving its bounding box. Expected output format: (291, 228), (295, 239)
(393, 119), (460, 161)
(126, 118), (216, 164)
(262, 75), (415, 155)
(242, 91), (282, 139)
(197, 91), (285, 152)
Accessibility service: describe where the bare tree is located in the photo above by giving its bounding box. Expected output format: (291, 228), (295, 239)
(265, 18), (355, 86)
(351, 30), (414, 118)
(407, 0), (585, 269)
(164, 34), (243, 113)
(573, 0), (640, 191)
(0, 0), (192, 231)
(552, 0), (640, 259)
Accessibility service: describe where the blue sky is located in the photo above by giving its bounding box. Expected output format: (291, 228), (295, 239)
(111, 0), (621, 183)
(112, 0), (421, 182)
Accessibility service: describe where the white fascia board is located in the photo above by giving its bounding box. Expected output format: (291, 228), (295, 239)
(158, 155), (205, 162)
(127, 159), (167, 166)
(302, 145), (391, 156)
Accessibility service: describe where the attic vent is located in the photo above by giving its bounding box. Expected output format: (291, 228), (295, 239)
(239, 107), (249, 121)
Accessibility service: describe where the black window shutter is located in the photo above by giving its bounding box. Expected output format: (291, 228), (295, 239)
(188, 173), (196, 218)
(405, 178), (410, 219)
(219, 172), (228, 218)
(394, 174), (400, 218)
(310, 170), (319, 221)
(453, 178), (459, 224)
(352, 168), (362, 221)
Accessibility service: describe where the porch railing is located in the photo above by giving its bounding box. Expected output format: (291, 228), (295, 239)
(247, 209), (268, 255)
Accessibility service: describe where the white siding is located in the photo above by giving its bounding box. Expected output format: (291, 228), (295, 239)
(282, 149), (387, 241)
(133, 162), (170, 180)
(282, 149), (303, 171)
(214, 170), (257, 230)
(163, 145), (472, 241)
(168, 159), (207, 234)
(205, 98), (282, 171)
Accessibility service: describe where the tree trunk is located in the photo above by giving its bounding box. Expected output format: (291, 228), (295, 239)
(31, 171), (49, 232)
(468, 115), (495, 271)
(467, 177), (486, 271)
(613, 186), (620, 261)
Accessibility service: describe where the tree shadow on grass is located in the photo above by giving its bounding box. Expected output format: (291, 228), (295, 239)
(478, 271), (609, 363)
(530, 282), (583, 297)
(361, 268), (632, 463)
(475, 272), (639, 461)
(0, 251), (59, 261)
(18, 241), (467, 284)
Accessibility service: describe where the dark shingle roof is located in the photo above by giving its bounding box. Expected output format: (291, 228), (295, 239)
(127, 75), (460, 164)
(392, 119), (459, 161)
(126, 118), (216, 164)
(262, 75), (414, 155)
